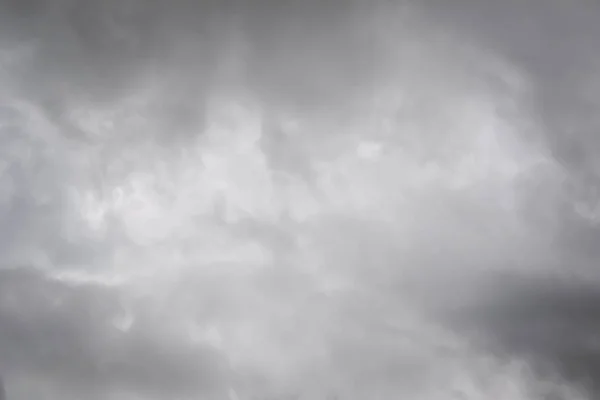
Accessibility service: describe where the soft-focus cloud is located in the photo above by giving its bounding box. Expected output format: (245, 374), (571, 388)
(1, 0), (600, 399)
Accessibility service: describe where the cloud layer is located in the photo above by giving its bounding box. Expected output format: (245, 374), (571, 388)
(1, 0), (600, 399)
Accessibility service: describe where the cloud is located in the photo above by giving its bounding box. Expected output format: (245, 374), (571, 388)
(1, 0), (600, 399)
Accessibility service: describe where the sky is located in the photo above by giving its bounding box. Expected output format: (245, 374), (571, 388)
(1, 0), (600, 399)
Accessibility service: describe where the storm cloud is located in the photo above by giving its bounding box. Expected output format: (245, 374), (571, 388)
(1, 0), (600, 399)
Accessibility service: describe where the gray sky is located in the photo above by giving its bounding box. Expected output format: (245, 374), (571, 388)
(1, 0), (600, 399)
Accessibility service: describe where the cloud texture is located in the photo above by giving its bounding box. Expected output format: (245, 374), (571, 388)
(1, 0), (600, 399)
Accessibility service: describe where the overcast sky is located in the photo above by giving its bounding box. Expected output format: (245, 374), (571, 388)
(1, 0), (600, 399)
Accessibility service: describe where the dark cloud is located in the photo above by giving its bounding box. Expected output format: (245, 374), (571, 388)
(0, 268), (229, 399)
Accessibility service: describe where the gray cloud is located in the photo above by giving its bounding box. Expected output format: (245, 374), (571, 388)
(1, 0), (600, 399)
